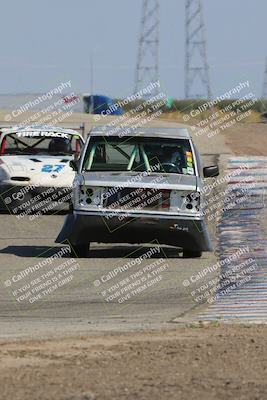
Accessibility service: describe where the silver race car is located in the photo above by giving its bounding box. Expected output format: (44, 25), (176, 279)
(56, 126), (219, 257)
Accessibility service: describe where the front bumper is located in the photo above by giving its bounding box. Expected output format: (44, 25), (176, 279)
(0, 184), (72, 212)
(56, 210), (213, 251)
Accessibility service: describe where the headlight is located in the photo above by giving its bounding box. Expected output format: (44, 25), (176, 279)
(78, 186), (102, 207)
(183, 191), (200, 212)
(79, 186), (93, 205)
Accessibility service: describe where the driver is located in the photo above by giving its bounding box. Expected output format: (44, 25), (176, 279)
(162, 146), (183, 172)
(49, 138), (72, 154)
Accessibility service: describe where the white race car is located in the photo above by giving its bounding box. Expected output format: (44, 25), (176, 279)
(0, 125), (85, 215)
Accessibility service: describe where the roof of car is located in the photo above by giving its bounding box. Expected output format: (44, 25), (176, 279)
(0, 125), (82, 137)
(89, 126), (191, 139)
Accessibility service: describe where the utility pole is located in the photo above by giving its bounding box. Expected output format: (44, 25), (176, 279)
(134, 0), (160, 97)
(262, 56), (267, 99)
(90, 52), (94, 113)
(185, 0), (211, 99)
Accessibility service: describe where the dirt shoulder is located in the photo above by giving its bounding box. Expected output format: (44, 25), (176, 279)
(222, 122), (267, 155)
(1, 324), (266, 400)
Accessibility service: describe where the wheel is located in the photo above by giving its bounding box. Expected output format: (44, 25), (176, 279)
(70, 243), (90, 258)
(183, 250), (202, 258)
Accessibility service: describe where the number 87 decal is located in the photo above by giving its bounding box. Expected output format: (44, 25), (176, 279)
(42, 164), (65, 173)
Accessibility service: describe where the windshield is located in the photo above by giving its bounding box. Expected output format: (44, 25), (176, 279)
(82, 136), (195, 175)
(0, 133), (83, 156)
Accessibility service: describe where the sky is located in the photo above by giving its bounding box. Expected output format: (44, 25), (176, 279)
(0, 0), (266, 99)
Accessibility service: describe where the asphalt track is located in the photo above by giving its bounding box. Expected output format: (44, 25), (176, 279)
(0, 118), (231, 339)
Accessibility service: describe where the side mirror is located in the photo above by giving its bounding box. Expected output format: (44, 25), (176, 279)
(203, 165), (219, 178)
(69, 159), (79, 171)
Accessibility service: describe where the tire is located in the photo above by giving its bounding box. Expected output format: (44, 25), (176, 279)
(70, 243), (90, 258)
(183, 250), (202, 258)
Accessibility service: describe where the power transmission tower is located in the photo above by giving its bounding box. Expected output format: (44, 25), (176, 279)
(185, 0), (211, 99)
(134, 0), (160, 96)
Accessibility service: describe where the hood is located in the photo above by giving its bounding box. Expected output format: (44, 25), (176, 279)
(0, 155), (72, 174)
(0, 155), (74, 186)
(82, 171), (198, 191)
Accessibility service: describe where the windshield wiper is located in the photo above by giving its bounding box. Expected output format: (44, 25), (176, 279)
(4, 151), (27, 155)
(48, 152), (71, 156)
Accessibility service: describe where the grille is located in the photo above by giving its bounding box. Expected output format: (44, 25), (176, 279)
(103, 187), (170, 211)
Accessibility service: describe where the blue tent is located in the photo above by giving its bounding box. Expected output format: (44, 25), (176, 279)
(83, 94), (124, 115)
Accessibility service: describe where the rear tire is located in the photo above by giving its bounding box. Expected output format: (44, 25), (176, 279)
(70, 243), (90, 258)
(183, 250), (202, 258)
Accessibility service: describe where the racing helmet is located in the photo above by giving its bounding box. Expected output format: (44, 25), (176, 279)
(49, 138), (72, 153)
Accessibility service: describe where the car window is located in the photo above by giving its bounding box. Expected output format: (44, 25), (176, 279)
(0, 133), (82, 156)
(82, 136), (195, 175)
